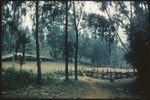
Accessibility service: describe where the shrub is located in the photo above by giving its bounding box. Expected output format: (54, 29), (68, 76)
(2, 67), (35, 90)
(2, 67), (71, 90)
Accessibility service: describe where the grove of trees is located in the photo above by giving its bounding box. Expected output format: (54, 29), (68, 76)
(1, 0), (150, 97)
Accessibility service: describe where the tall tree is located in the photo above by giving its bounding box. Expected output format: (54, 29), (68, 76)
(130, 1), (150, 97)
(0, 0), (2, 92)
(10, 1), (22, 67)
(116, 1), (150, 96)
(73, 1), (78, 80)
(35, 1), (41, 84)
(65, 1), (69, 80)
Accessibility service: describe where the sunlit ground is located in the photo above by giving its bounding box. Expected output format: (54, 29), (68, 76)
(2, 61), (134, 74)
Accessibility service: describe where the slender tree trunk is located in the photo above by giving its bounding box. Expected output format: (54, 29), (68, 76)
(12, 2), (17, 67)
(12, 41), (15, 67)
(22, 43), (25, 64)
(22, 50), (25, 63)
(130, 1), (136, 76)
(108, 28), (111, 66)
(35, 1), (41, 84)
(0, 1), (2, 90)
(73, 1), (78, 80)
(65, 1), (69, 80)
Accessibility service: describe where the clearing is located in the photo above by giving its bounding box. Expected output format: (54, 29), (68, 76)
(2, 61), (143, 99)
(2, 61), (134, 73)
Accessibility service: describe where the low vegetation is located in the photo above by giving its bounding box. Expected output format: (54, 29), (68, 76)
(1, 66), (144, 99)
(2, 63), (144, 99)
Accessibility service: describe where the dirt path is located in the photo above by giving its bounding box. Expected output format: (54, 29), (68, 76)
(80, 77), (112, 98)
(78, 76), (140, 99)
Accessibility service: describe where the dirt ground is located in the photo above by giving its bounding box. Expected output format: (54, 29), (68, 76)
(1, 76), (144, 99)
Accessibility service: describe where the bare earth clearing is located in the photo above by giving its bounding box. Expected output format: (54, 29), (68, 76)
(2, 61), (142, 99)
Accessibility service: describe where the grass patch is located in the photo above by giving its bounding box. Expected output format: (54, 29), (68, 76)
(2, 66), (84, 92)
(2, 67), (36, 90)
(2, 67), (85, 98)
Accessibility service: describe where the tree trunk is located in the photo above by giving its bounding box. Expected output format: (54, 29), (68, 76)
(65, 1), (69, 80)
(35, 1), (41, 84)
(12, 41), (15, 67)
(73, 1), (78, 80)
(130, 1), (136, 76)
(0, 1), (2, 89)
(22, 50), (25, 63)
(108, 28), (111, 66)
(22, 43), (25, 64)
(12, 2), (17, 67)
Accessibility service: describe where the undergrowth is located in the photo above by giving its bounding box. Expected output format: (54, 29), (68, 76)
(2, 67), (83, 91)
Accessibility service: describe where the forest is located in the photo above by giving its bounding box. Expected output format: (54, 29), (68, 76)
(1, 0), (150, 99)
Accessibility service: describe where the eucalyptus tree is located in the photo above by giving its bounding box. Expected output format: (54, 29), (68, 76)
(35, 1), (41, 84)
(42, 1), (67, 60)
(72, 1), (78, 80)
(0, 0), (2, 73)
(42, 1), (71, 80)
(65, 0), (69, 80)
(70, 1), (84, 80)
(117, 1), (150, 95)
(84, 13), (116, 65)
(2, 1), (13, 54)
(11, 1), (23, 66)
(2, 1), (28, 67)
(99, 1), (129, 54)
(101, 1), (150, 96)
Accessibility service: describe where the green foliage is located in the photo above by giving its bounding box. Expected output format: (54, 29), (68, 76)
(2, 67), (78, 90)
(2, 67), (35, 90)
(2, 67), (64, 90)
(15, 32), (30, 53)
(2, 1), (128, 68)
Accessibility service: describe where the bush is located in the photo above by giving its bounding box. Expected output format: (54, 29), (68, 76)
(2, 67), (35, 90)
(2, 67), (77, 91)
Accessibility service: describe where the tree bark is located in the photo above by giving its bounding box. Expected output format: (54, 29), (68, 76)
(0, 0), (2, 92)
(35, 1), (41, 84)
(108, 28), (111, 65)
(22, 42), (25, 64)
(65, 1), (69, 80)
(73, 1), (78, 80)
(130, 1), (136, 76)
(12, 2), (17, 67)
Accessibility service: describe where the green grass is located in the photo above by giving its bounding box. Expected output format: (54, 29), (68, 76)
(2, 66), (83, 91)
(2, 67), (85, 98)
